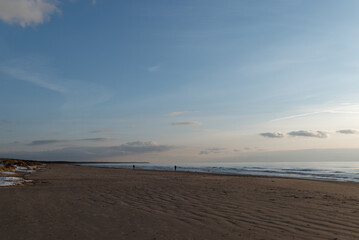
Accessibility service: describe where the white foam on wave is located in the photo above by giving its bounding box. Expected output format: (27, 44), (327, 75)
(81, 161), (359, 183)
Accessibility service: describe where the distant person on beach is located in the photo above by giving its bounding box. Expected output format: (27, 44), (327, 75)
(133, 165), (135, 169)
(174, 165), (177, 171)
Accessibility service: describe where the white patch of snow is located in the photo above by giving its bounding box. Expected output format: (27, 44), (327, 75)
(0, 176), (24, 186)
(1, 171), (15, 175)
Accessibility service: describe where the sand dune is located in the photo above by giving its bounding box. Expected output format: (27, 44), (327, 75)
(1, 163), (359, 239)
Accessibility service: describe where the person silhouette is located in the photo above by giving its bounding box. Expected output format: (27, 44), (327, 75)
(133, 165), (135, 169)
(174, 165), (177, 171)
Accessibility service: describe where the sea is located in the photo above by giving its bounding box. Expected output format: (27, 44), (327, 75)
(80, 161), (359, 183)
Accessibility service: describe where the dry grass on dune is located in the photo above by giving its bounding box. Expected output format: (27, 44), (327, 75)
(0, 158), (40, 172)
(0, 166), (8, 172)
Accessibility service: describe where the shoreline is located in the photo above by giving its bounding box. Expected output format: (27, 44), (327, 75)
(1, 163), (359, 239)
(2, 158), (358, 184)
(79, 164), (347, 183)
(79, 162), (359, 184)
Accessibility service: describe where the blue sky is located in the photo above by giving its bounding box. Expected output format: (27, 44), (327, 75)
(1, 0), (359, 162)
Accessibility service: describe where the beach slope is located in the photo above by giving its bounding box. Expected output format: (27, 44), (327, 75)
(1, 163), (359, 239)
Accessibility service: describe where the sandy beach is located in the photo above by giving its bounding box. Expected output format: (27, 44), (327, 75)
(1, 163), (359, 240)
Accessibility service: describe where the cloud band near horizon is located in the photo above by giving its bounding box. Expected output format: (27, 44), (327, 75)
(2, 141), (173, 162)
(260, 130), (329, 139)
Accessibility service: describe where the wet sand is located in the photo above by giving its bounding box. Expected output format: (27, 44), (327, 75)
(1, 163), (359, 240)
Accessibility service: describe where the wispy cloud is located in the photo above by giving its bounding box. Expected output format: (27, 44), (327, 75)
(272, 103), (359, 122)
(166, 112), (187, 116)
(90, 129), (116, 133)
(240, 59), (300, 76)
(80, 138), (112, 142)
(0, 0), (60, 27)
(147, 65), (161, 72)
(288, 130), (329, 138)
(1, 65), (66, 93)
(260, 132), (284, 138)
(260, 129), (359, 138)
(29, 139), (68, 146)
(4, 141), (173, 161)
(69, 0), (97, 5)
(1, 119), (9, 124)
(166, 111), (198, 116)
(28, 138), (113, 145)
(233, 147), (265, 152)
(172, 121), (202, 126)
(337, 129), (359, 135)
(1, 59), (112, 108)
(200, 147), (226, 155)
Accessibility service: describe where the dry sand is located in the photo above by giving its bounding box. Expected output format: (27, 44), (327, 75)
(1, 163), (359, 240)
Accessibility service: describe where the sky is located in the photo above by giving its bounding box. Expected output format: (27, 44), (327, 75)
(1, 0), (359, 163)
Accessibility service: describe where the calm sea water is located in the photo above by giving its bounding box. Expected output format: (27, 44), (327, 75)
(81, 161), (359, 183)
